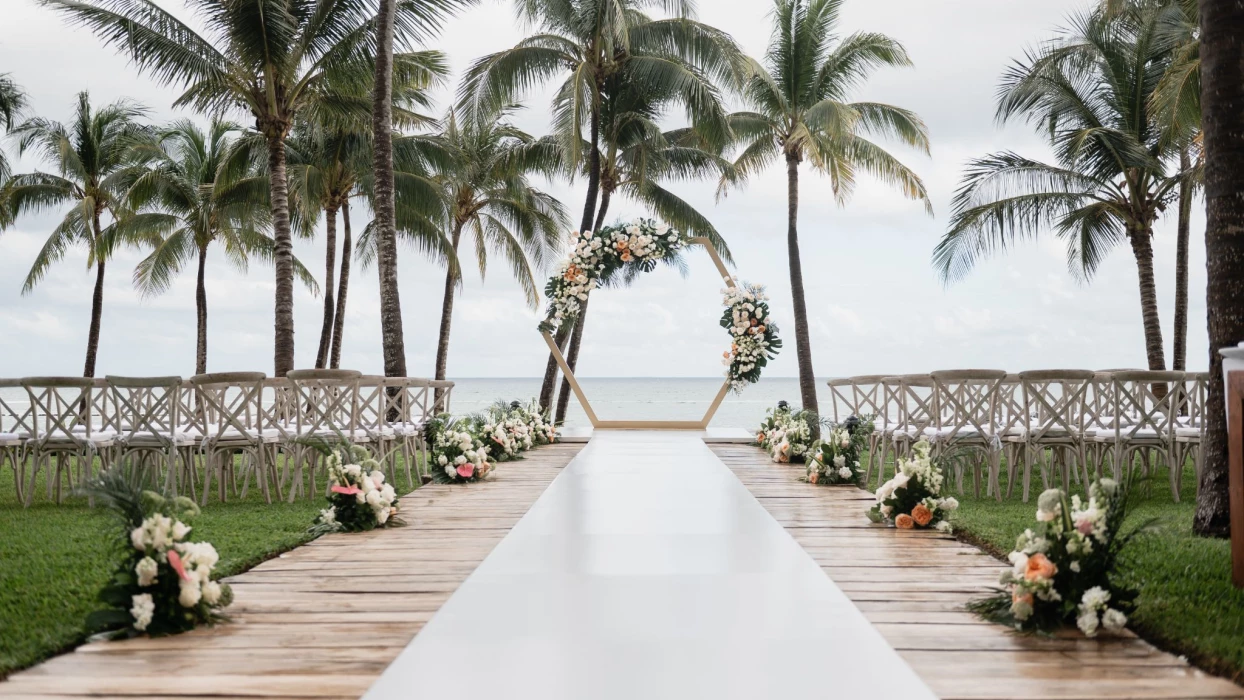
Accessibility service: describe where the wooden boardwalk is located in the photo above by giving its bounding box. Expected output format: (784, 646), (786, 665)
(711, 443), (1244, 700)
(0, 443), (584, 700)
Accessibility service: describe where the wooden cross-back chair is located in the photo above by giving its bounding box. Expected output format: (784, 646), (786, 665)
(929, 370), (1007, 500)
(847, 375), (886, 477)
(107, 375), (197, 499)
(284, 369), (363, 501)
(20, 377), (109, 505)
(1015, 370), (1095, 501)
(825, 378), (853, 423)
(1174, 371), (1208, 497)
(1104, 370), (1186, 500)
(191, 372), (276, 504)
(0, 378), (35, 504)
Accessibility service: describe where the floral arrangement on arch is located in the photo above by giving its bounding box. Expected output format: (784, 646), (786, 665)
(806, 417), (871, 485)
(756, 404), (816, 463)
(721, 283), (782, 393)
(311, 444), (403, 534)
(538, 219), (689, 332)
(968, 479), (1150, 637)
(82, 470), (232, 638)
(866, 438), (958, 532)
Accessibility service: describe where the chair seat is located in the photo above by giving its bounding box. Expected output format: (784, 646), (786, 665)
(0, 431), (24, 447)
(1175, 427), (1202, 439)
(203, 427), (285, 445)
(121, 430), (199, 447)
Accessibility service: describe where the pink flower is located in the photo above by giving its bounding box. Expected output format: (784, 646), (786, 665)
(1076, 518), (1095, 535)
(167, 549), (190, 581)
(331, 484), (361, 495)
(457, 463), (476, 479)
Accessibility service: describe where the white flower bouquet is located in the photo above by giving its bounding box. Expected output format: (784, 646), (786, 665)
(806, 419), (870, 485)
(968, 478), (1150, 636)
(720, 282), (782, 393)
(866, 438), (958, 531)
(81, 470), (232, 637)
(538, 219), (689, 332)
(427, 415), (495, 483)
(756, 404), (815, 463)
(312, 444), (403, 533)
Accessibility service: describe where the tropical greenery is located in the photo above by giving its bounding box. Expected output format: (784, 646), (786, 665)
(0, 73), (26, 227)
(719, 0), (932, 426)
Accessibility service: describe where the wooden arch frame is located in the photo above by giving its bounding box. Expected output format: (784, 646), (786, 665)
(541, 238), (737, 430)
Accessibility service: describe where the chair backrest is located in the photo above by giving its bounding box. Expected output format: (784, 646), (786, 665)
(825, 378), (852, 423)
(1108, 370), (1185, 441)
(879, 377), (905, 432)
(995, 374), (1025, 436)
(929, 370), (1007, 442)
(848, 375), (886, 424)
(190, 372), (266, 442)
(107, 376), (185, 445)
(20, 377), (94, 445)
(404, 378), (433, 425)
(286, 369), (362, 436)
(898, 374), (937, 436)
(1018, 370), (1095, 441)
(429, 380), (454, 414)
(0, 378), (36, 437)
(1179, 371), (1209, 426)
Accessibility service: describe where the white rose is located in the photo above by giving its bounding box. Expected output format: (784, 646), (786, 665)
(171, 521), (191, 541)
(1101, 608), (1127, 633)
(833, 455), (846, 468)
(376, 507), (390, 525)
(838, 466), (853, 480)
(444, 465), (456, 477)
(130, 527), (147, 551)
(201, 580), (222, 606)
(437, 454), (448, 466)
(454, 455), (467, 465)
(178, 580), (202, 608)
(135, 557), (158, 587)
(1076, 611), (1100, 637)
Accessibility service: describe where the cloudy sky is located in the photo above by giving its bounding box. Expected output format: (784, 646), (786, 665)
(0, 0), (1209, 380)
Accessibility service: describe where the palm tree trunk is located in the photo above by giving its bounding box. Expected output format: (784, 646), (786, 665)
(266, 136), (296, 377)
(329, 200), (352, 369)
(785, 153), (819, 424)
(554, 186), (613, 424)
(1174, 147), (1192, 372)
(371, 0), (407, 380)
(434, 221), (465, 406)
(1194, 0), (1244, 537)
(195, 242), (208, 376)
(83, 259), (105, 378)
(541, 106), (603, 413)
(315, 205), (338, 369)
(1129, 225), (1168, 372)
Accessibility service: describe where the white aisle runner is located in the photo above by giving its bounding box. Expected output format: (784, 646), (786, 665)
(363, 431), (936, 699)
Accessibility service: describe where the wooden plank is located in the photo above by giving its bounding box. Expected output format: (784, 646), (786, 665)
(712, 444), (1244, 700)
(0, 443), (584, 698)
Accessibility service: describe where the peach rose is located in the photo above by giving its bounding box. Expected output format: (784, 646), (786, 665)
(911, 503), (933, 527)
(1012, 590), (1034, 606)
(895, 513), (915, 529)
(809, 472), (819, 484)
(1024, 553), (1057, 582)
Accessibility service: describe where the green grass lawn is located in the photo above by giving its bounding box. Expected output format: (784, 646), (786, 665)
(0, 461), (341, 679)
(868, 453), (1244, 685)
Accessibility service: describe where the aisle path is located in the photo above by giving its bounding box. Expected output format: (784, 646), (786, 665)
(711, 443), (1244, 700)
(0, 443), (584, 699)
(363, 430), (934, 699)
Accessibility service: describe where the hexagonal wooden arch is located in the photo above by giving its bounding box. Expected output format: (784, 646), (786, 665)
(541, 237), (737, 430)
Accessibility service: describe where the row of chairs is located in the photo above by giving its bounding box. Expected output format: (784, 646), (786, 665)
(825, 370), (1208, 502)
(0, 370), (454, 506)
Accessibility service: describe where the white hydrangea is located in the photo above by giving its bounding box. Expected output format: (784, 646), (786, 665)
(130, 593), (154, 631)
(135, 557), (158, 587)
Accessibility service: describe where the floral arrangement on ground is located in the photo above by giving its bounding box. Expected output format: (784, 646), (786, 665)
(311, 444), (403, 534)
(806, 416), (872, 485)
(967, 478), (1153, 637)
(427, 399), (557, 484)
(83, 469), (232, 637)
(756, 403), (817, 463)
(866, 438), (958, 532)
(721, 282), (781, 393)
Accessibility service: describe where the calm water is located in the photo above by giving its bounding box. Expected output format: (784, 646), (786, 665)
(0, 377), (824, 430)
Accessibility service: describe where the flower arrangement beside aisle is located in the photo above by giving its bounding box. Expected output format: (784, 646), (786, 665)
(311, 444), (403, 534)
(82, 470), (232, 637)
(426, 399), (558, 483)
(806, 417), (871, 485)
(967, 478), (1152, 636)
(866, 438), (958, 531)
(756, 403), (816, 463)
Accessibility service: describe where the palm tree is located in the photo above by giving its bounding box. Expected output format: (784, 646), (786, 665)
(4, 92), (150, 377)
(933, 3), (1185, 373)
(41, 0), (467, 375)
(127, 119), (315, 375)
(459, 0), (744, 412)
(553, 71), (735, 423)
(1193, 0), (1244, 537)
(720, 0), (931, 421)
(431, 109), (567, 403)
(0, 74), (27, 226)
